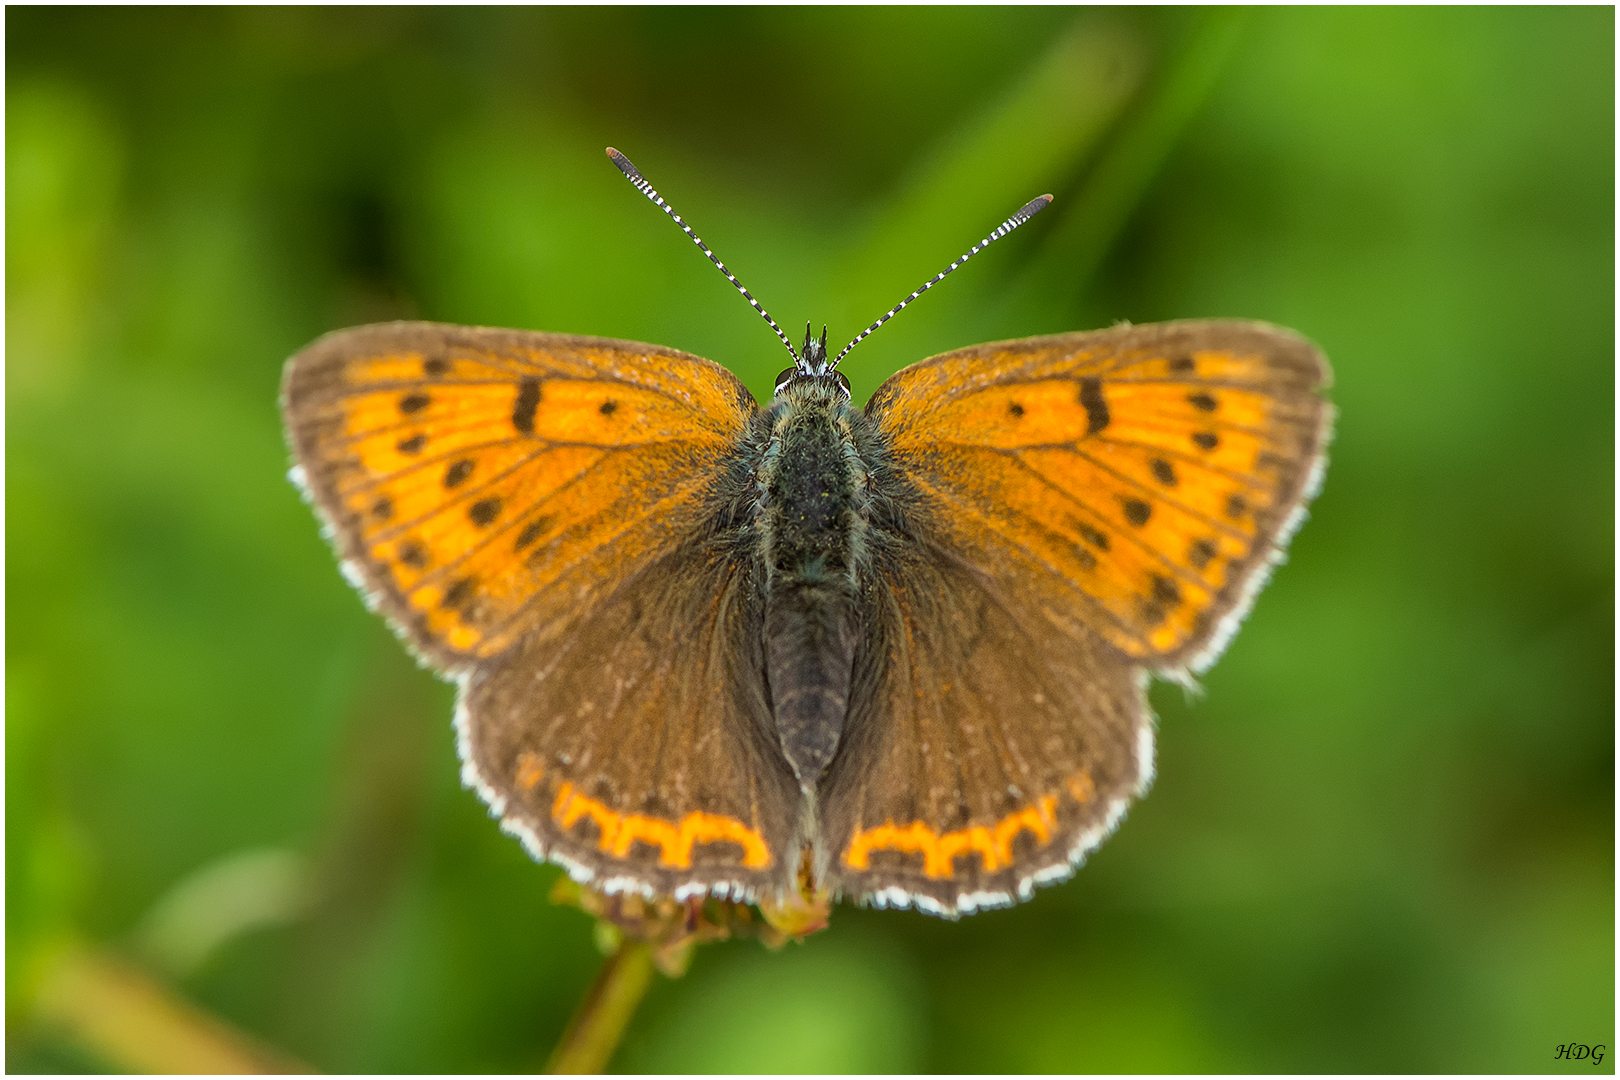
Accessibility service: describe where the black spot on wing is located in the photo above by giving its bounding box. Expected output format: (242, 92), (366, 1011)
(1151, 575), (1181, 607)
(1122, 498), (1151, 527)
(515, 516), (553, 551)
(1150, 458), (1177, 486)
(1076, 522), (1110, 550)
(423, 356), (450, 377)
(1138, 577), (1181, 626)
(444, 459), (475, 488)
(469, 497), (502, 527)
(1188, 392), (1217, 412)
(399, 393), (430, 414)
(1192, 431), (1219, 451)
(513, 378), (541, 436)
(1079, 378), (1109, 435)
(1188, 538), (1217, 570)
(397, 434), (426, 454)
(443, 577), (474, 609)
(599, 399), (619, 416)
(371, 496), (393, 521)
(399, 539), (429, 568)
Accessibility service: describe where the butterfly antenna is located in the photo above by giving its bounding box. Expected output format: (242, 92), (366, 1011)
(830, 194), (1053, 371)
(607, 147), (800, 364)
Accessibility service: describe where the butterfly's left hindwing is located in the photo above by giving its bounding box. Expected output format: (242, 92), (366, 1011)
(462, 544), (803, 902)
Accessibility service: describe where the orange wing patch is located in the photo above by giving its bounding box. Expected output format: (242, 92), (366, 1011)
(283, 325), (755, 665)
(552, 782), (773, 870)
(515, 751), (545, 791)
(870, 324), (1329, 663)
(843, 770), (1092, 879)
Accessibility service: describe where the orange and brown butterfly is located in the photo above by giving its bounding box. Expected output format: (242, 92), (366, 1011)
(281, 148), (1332, 917)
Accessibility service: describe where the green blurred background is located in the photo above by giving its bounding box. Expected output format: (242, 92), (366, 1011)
(7, 7), (1613, 1073)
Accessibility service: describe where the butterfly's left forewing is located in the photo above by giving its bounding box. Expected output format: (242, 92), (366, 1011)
(282, 322), (755, 673)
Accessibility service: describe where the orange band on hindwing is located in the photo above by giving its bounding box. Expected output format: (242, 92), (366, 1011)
(843, 770), (1096, 879)
(551, 782), (772, 869)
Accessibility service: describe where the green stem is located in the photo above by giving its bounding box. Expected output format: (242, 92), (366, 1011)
(544, 941), (655, 1074)
(30, 939), (315, 1073)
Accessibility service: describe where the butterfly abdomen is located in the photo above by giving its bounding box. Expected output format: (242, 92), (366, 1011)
(754, 381), (877, 787)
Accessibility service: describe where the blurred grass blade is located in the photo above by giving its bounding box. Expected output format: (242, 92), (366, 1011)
(1018, 7), (1250, 305)
(31, 939), (316, 1074)
(825, 16), (1148, 384)
(133, 848), (316, 978)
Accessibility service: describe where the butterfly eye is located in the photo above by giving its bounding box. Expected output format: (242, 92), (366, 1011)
(774, 367), (798, 396)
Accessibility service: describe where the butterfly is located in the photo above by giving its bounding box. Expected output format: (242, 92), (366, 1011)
(281, 149), (1332, 917)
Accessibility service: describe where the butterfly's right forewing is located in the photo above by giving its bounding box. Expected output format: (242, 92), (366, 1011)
(864, 320), (1331, 675)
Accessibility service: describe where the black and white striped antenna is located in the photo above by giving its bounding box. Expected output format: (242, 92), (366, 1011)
(608, 146), (1052, 375)
(829, 193), (1052, 371)
(607, 147), (800, 365)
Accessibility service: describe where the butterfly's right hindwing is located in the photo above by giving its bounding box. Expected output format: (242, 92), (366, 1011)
(818, 538), (1152, 916)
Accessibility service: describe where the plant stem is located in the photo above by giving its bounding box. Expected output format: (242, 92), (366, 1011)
(31, 940), (315, 1074)
(544, 940), (655, 1074)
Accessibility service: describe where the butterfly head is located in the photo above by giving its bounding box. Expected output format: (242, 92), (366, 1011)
(774, 323), (850, 401)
